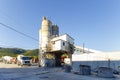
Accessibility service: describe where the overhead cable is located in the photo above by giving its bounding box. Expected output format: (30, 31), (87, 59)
(0, 22), (38, 42)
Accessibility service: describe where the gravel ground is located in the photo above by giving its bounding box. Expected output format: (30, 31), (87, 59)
(0, 62), (120, 80)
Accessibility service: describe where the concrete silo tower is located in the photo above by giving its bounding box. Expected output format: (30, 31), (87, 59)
(39, 16), (52, 52)
(51, 25), (59, 38)
(39, 16), (60, 67)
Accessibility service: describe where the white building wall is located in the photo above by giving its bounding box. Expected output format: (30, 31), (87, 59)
(52, 40), (69, 52)
(53, 40), (61, 51)
(51, 34), (74, 45)
(51, 34), (74, 52)
(61, 40), (69, 51)
(72, 51), (120, 72)
(58, 34), (74, 44)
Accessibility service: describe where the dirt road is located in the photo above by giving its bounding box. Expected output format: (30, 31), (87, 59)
(0, 62), (62, 80)
(0, 62), (20, 68)
(0, 62), (120, 80)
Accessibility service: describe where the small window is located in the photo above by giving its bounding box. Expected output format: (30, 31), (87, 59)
(63, 42), (65, 46)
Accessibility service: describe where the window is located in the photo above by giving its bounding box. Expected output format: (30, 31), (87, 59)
(63, 42), (65, 46)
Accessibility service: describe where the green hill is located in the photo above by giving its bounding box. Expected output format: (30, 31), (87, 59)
(0, 47), (38, 57)
(24, 49), (39, 58)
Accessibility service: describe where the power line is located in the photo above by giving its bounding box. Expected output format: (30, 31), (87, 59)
(0, 10), (39, 49)
(0, 22), (39, 42)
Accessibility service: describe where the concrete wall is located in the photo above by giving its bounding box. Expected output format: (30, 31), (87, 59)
(72, 51), (120, 72)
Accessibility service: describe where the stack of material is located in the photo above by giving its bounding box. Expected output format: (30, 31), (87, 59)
(79, 65), (91, 75)
(97, 67), (114, 78)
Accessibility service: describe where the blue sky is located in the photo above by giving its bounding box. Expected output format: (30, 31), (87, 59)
(0, 0), (120, 51)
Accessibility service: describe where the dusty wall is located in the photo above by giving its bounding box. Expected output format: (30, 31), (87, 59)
(72, 51), (120, 72)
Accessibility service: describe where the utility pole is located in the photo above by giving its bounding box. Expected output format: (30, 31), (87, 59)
(83, 43), (84, 53)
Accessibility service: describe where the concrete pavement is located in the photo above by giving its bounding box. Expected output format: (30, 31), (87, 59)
(0, 62), (120, 80)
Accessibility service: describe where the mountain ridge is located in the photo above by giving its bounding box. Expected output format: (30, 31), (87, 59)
(0, 47), (38, 57)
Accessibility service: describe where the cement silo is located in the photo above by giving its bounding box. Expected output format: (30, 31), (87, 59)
(39, 16), (61, 67)
(40, 16), (52, 52)
(51, 25), (59, 38)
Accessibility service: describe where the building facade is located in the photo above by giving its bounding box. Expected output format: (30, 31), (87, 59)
(72, 51), (120, 73)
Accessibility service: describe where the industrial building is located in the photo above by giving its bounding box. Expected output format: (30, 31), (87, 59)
(72, 50), (120, 73)
(39, 17), (120, 75)
(39, 16), (74, 67)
